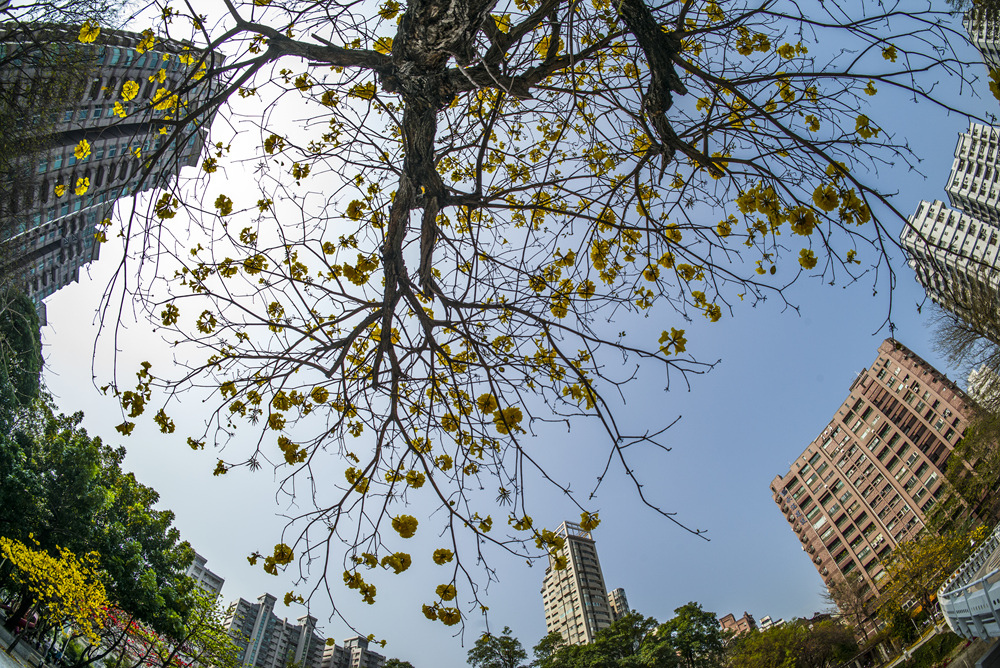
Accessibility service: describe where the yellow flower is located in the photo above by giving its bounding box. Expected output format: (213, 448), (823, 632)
(121, 80), (139, 101)
(435, 584), (457, 601)
(579, 512), (600, 531)
(74, 178), (90, 196)
(113, 102), (126, 117)
(380, 552), (411, 574)
(438, 607), (461, 626)
(392, 514), (418, 538)
(374, 37), (393, 55)
(476, 393), (498, 413)
(215, 194), (234, 215)
(788, 207), (816, 236)
(54, 184), (66, 197)
(882, 45), (897, 62)
(493, 406), (523, 434)
(405, 470), (425, 488)
(432, 548), (454, 565)
(135, 29), (155, 54)
(798, 248), (818, 270)
(78, 21), (101, 43)
(74, 139), (91, 160)
(812, 184), (839, 212)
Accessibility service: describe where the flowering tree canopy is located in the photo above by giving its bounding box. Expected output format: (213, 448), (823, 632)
(76, 0), (982, 630)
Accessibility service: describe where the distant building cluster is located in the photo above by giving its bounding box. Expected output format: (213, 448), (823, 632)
(181, 555), (386, 668)
(222, 594), (385, 668)
(718, 612), (756, 636)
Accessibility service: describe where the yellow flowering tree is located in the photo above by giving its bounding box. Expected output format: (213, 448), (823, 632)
(0, 537), (108, 651)
(97, 0), (978, 630)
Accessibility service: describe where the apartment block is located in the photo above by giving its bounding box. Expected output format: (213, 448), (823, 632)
(607, 587), (629, 621)
(0, 23), (219, 307)
(541, 521), (614, 644)
(965, 7), (1000, 71)
(901, 199), (1000, 320)
(223, 594), (325, 668)
(719, 612), (756, 636)
(945, 122), (1000, 225)
(321, 637), (385, 668)
(185, 552), (224, 598)
(770, 340), (975, 623)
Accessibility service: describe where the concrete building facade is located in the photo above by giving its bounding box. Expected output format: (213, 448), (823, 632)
(0, 23), (219, 307)
(185, 552), (224, 598)
(321, 637), (385, 668)
(223, 594), (325, 668)
(965, 7), (1000, 71)
(541, 521), (614, 645)
(771, 339), (975, 625)
(607, 587), (629, 621)
(719, 612), (756, 636)
(901, 199), (1000, 321)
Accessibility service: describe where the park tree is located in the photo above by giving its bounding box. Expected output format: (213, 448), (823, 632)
(532, 613), (674, 668)
(657, 603), (726, 668)
(384, 660), (416, 668)
(728, 620), (855, 668)
(467, 626), (528, 668)
(0, 396), (196, 636)
(0, 536), (109, 651)
(876, 528), (980, 622)
(77, 0), (985, 629)
(823, 573), (874, 642)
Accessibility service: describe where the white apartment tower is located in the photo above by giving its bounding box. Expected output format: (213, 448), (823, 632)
(540, 521), (614, 645)
(901, 199), (1000, 316)
(964, 7), (1000, 71)
(945, 122), (1000, 225)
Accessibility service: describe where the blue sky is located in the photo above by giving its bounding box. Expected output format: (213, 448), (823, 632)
(33, 3), (999, 667)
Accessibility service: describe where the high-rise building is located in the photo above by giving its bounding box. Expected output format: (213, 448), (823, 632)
(0, 23), (219, 308)
(770, 339), (976, 625)
(185, 552), (224, 598)
(964, 7), (1000, 71)
(321, 637), (385, 668)
(223, 594), (326, 668)
(540, 521), (614, 645)
(945, 122), (1000, 225)
(607, 587), (629, 621)
(901, 199), (1000, 320)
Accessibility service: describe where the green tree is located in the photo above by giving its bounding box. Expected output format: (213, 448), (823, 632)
(532, 614), (674, 668)
(0, 396), (195, 636)
(84, 0), (983, 628)
(876, 529), (978, 622)
(657, 603), (726, 668)
(383, 660), (416, 668)
(728, 620), (855, 668)
(467, 626), (528, 668)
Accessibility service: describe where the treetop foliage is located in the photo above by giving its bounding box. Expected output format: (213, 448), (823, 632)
(69, 0), (987, 630)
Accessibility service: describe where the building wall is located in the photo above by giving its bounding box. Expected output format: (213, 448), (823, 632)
(607, 587), (629, 621)
(0, 23), (219, 307)
(719, 612), (756, 635)
(541, 521), (614, 645)
(946, 123), (1000, 225)
(321, 636), (385, 668)
(901, 199), (1000, 320)
(770, 340), (974, 615)
(224, 594), (326, 668)
(186, 551), (225, 598)
(965, 8), (1000, 71)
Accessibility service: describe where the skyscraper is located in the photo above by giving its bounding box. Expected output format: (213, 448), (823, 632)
(0, 23), (219, 308)
(540, 521), (614, 645)
(321, 637), (385, 668)
(770, 339), (975, 626)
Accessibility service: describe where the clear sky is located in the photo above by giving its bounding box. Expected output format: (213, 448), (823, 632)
(33, 3), (998, 667)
